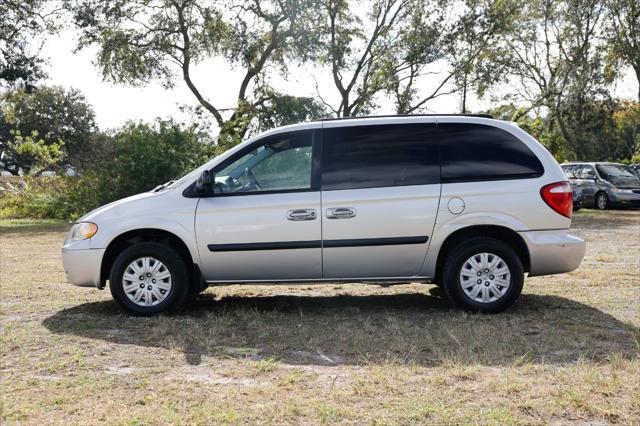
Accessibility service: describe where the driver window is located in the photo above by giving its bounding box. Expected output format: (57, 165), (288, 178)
(579, 166), (595, 180)
(214, 131), (313, 194)
(562, 165), (577, 179)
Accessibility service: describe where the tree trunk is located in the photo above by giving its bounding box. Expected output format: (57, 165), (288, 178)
(341, 94), (351, 117)
(461, 74), (468, 114)
(555, 113), (578, 160)
(635, 65), (640, 102)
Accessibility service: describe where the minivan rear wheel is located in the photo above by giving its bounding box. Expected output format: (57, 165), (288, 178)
(109, 242), (189, 315)
(442, 238), (524, 313)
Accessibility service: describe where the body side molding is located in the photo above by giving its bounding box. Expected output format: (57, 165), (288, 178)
(207, 236), (429, 252)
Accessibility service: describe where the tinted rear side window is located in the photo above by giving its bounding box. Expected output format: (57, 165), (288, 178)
(438, 123), (544, 182)
(322, 124), (439, 190)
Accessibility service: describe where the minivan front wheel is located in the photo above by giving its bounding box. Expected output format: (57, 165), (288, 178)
(442, 238), (524, 313)
(109, 242), (189, 315)
(595, 192), (608, 210)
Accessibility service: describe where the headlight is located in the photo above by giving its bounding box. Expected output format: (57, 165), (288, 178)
(69, 222), (98, 240)
(611, 188), (633, 193)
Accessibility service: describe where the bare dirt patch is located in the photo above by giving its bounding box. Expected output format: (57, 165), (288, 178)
(1, 211), (639, 424)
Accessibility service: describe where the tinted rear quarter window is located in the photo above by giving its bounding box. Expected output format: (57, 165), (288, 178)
(438, 123), (544, 182)
(322, 124), (439, 190)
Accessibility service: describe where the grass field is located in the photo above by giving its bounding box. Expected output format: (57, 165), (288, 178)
(1, 210), (639, 425)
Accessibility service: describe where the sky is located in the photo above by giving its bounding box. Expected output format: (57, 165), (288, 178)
(43, 29), (639, 132)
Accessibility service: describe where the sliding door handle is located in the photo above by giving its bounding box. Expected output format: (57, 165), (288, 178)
(286, 209), (317, 221)
(326, 207), (356, 219)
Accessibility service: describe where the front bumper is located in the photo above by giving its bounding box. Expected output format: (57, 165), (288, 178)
(61, 248), (105, 288)
(519, 230), (586, 277)
(609, 191), (640, 206)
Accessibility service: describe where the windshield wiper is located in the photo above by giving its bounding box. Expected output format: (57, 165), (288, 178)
(153, 180), (176, 192)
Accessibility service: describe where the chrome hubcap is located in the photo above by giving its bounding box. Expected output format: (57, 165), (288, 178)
(123, 257), (172, 307)
(459, 252), (510, 303)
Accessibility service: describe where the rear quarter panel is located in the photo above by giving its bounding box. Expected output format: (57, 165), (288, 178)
(419, 118), (571, 278)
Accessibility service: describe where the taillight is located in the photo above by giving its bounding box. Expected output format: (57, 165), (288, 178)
(540, 181), (573, 218)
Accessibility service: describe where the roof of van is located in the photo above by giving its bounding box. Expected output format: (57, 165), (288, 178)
(321, 113), (494, 121)
(252, 113), (507, 140)
(561, 162), (628, 166)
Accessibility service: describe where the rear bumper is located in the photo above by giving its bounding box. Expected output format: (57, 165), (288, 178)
(519, 230), (585, 277)
(61, 248), (105, 288)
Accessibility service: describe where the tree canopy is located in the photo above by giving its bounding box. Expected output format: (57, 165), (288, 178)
(1, 0), (635, 164)
(0, 86), (99, 175)
(0, 0), (61, 89)
(69, 0), (323, 147)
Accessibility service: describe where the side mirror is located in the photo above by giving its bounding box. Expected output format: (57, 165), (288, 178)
(194, 170), (213, 196)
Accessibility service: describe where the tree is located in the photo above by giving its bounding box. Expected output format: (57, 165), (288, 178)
(382, 0), (448, 114)
(1, 130), (65, 175)
(487, 103), (555, 149)
(604, 0), (640, 101)
(69, 0), (321, 148)
(75, 120), (216, 208)
(315, 0), (411, 117)
(611, 100), (640, 160)
(499, 0), (608, 159)
(0, 0), (61, 88)
(255, 94), (328, 131)
(447, 0), (519, 113)
(0, 86), (99, 175)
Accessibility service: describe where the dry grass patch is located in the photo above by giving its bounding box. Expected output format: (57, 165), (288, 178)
(1, 211), (639, 424)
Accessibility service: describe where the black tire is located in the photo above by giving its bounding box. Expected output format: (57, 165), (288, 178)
(442, 237), (524, 314)
(109, 242), (189, 315)
(595, 192), (608, 210)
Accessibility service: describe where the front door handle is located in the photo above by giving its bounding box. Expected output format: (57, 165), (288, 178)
(326, 207), (357, 219)
(286, 209), (317, 221)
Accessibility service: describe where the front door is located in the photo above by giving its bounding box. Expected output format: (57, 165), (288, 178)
(576, 164), (598, 204)
(320, 123), (441, 279)
(195, 130), (322, 282)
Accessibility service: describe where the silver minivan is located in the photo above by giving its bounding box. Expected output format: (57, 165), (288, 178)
(561, 162), (640, 210)
(62, 115), (586, 315)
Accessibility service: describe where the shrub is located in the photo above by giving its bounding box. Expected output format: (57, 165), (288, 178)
(0, 120), (219, 220)
(0, 177), (75, 220)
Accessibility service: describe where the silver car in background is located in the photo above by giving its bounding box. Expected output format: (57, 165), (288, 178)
(561, 162), (640, 210)
(62, 115), (586, 315)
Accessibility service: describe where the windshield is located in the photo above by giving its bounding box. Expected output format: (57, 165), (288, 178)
(596, 164), (637, 179)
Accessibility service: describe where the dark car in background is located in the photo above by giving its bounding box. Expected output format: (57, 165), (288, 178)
(561, 162), (640, 210)
(572, 185), (583, 211)
(562, 166), (584, 210)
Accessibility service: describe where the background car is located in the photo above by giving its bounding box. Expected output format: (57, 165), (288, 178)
(561, 162), (640, 209)
(572, 185), (583, 210)
(630, 164), (640, 178)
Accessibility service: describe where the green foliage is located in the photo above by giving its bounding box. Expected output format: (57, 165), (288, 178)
(604, 0), (640, 100)
(0, 1), (61, 88)
(1, 120), (218, 220)
(0, 177), (75, 220)
(256, 95), (329, 131)
(612, 100), (640, 161)
(72, 120), (218, 214)
(488, 104), (550, 142)
(488, 101), (640, 163)
(6, 130), (65, 174)
(68, 0), (323, 147)
(0, 86), (100, 174)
